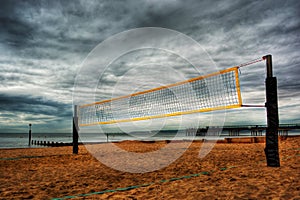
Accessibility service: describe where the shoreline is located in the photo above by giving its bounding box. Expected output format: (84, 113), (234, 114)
(1, 135), (299, 151)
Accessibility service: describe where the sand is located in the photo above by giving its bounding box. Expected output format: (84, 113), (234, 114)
(0, 137), (299, 199)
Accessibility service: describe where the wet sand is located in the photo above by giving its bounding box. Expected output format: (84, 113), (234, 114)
(0, 137), (299, 199)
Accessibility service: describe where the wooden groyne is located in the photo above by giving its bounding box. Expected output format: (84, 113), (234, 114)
(31, 140), (104, 147)
(31, 140), (73, 147)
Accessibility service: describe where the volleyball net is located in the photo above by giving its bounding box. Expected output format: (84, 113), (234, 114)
(78, 66), (242, 127)
(74, 55), (281, 167)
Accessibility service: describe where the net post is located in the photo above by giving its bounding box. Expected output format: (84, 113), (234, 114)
(263, 54), (280, 167)
(73, 105), (79, 154)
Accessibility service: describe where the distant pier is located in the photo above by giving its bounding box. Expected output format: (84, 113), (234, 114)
(185, 124), (299, 137)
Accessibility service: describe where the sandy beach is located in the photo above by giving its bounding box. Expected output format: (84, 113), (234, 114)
(0, 137), (299, 199)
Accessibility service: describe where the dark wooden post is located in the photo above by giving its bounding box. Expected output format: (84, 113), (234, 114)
(264, 54), (280, 167)
(73, 105), (79, 154)
(28, 124), (32, 146)
(105, 133), (109, 142)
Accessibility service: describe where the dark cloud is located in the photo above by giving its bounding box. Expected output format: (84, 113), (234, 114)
(0, 0), (38, 48)
(0, 17), (34, 47)
(0, 93), (71, 117)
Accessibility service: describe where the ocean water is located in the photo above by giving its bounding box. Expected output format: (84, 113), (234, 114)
(0, 131), (202, 149)
(0, 133), (72, 149)
(0, 132), (184, 149)
(0, 130), (299, 149)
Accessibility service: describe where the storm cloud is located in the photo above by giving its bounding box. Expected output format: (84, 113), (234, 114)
(0, 0), (299, 133)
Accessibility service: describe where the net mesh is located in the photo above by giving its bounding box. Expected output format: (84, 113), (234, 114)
(78, 67), (242, 126)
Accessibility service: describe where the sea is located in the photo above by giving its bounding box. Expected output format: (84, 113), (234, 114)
(0, 130), (299, 149)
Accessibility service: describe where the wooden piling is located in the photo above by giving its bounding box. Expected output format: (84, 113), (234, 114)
(28, 124), (32, 146)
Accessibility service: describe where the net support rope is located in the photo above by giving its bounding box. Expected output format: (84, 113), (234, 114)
(237, 56), (266, 108)
(237, 57), (265, 68)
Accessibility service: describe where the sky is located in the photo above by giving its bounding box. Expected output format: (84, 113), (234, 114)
(0, 0), (299, 133)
